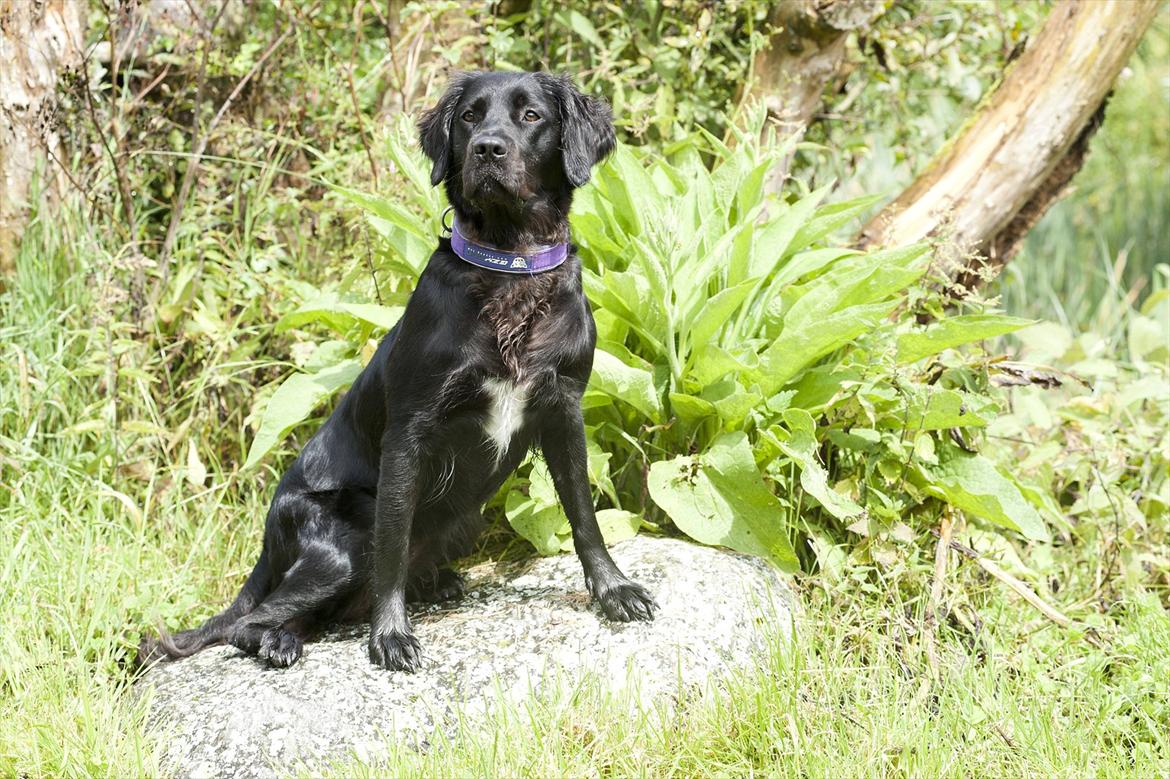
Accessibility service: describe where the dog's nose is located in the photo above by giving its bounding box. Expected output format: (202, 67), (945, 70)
(472, 136), (508, 159)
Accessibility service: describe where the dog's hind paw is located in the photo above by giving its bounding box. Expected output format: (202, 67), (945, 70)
(368, 629), (423, 672)
(595, 580), (659, 623)
(406, 567), (466, 604)
(259, 628), (303, 668)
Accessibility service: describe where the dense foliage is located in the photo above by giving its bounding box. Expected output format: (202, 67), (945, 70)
(252, 114), (1165, 594)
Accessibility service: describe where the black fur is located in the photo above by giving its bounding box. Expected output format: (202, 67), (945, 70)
(138, 71), (657, 673)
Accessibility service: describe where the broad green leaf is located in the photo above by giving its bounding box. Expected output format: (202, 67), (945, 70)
(365, 215), (434, 275)
(747, 185), (830, 279)
(687, 279), (756, 352)
(629, 235), (670, 314)
(919, 451), (1049, 541)
(755, 300), (897, 394)
(768, 247), (858, 293)
(694, 123), (735, 164)
(594, 509), (642, 545)
(598, 145), (659, 236)
(244, 359), (362, 469)
(383, 121), (441, 202)
(734, 155), (777, 225)
(586, 435), (619, 507)
(1128, 313), (1170, 365)
(834, 245), (929, 309)
(278, 290), (404, 333)
(301, 340), (353, 372)
(589, 349), (663, 421)
(710, 149), (747, 215)
(677, 206), (764, 315)
(778, 409), (863, 520)
(779, 262), (879, 334)
(505, 497), (565, 555)
(726, 219), (756, 288)
(689, 343), (757, 388)
(877, 387), (997, 430)
(703, 378), (762, 429)
(897, 314), (1036, 364)
(507, 461), (638, 554)
(593, 269), (667, 349)
(564, 10), (604, 48)
(669, 392), (717, 423)
(572, 211), (624, 257)
(775, 245), (924, 333)
(788, 194), (883, 255)
(648, 432), (798, 571)
(333, 186), (431, 240)
(505, 462), (568, 556)
(789, 364), (862, 411)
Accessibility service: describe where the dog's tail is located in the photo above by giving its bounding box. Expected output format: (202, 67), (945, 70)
(135, 548), (272, 669)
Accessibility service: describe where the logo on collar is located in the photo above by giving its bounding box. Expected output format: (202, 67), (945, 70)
(446, 215), (568, 275)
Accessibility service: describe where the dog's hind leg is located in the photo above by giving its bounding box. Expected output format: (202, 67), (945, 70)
(136, 548), (273, 667)
(227, 540), (359, 667)
(406, 566), (466, 604)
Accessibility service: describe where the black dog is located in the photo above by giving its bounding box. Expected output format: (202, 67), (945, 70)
(139, 71), (657, 672)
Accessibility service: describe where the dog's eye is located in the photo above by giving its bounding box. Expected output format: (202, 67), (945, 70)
(461, 110), (476, 123)
(523, 110), (541, 123)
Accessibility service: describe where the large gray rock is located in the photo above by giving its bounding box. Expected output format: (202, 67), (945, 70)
(139, 536), (793, 778)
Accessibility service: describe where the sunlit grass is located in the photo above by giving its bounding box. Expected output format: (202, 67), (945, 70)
(314, 588), (1168, 779)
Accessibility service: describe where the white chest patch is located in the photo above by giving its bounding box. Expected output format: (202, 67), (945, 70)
(482, 378), (529, 461)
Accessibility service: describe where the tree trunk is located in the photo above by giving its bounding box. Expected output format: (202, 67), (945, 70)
(745, 0), (884, 192)
(0, 0), (84, 271)
(856, 0), (1160, 279)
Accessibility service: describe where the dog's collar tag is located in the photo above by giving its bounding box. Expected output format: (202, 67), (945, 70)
(448, 217), (568, 274)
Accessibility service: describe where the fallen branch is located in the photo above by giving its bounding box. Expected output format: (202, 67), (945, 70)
(858, 0), (1160, 277)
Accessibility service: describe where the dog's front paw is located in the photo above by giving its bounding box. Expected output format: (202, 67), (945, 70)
(259, 628), (303, 668)
(368, 629), (423, 672)
(594, 579), (659, 622)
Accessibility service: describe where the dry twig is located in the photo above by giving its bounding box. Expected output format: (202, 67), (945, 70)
(156, 20), (294, 280)
(934, 531), (1104, 648)
(924, 510), (954, 680)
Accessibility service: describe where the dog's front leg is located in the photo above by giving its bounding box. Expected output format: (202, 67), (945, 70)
(542, 404), (658, 622)
(368, 430), (424, 671)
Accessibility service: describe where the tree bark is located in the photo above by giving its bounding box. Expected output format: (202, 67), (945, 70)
(856, 0), (1161, 277)
(0, 0), (84, 271)
(746, 0), (884, 192)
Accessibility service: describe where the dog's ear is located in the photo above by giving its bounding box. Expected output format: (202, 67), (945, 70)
(418, 72), (471, 186)
(537, 73), (616, 188)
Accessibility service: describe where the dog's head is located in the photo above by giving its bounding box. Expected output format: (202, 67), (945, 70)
(418, 71), (615, 243)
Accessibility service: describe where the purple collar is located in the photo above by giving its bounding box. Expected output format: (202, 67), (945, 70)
(449, 217), (568, 274)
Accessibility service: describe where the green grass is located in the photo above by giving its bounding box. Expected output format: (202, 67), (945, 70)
(0, 209), (268, 776)
(315, 588), (1168, 779)
(2, 215), (1166, 777)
